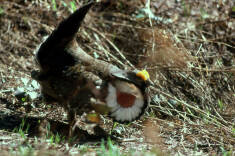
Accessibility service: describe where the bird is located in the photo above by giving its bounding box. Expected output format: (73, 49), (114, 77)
(100, 69), (150, 123)
(31, 1), (151, 137)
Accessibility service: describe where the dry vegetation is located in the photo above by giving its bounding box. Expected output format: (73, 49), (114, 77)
(0, 0), (234, 155)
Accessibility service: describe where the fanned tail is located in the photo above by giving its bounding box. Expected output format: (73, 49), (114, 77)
(36, 1), (94, 73)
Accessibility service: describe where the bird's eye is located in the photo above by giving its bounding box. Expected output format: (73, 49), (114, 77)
(136, 70), (150, 81)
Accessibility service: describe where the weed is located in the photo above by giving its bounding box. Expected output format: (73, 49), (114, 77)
(217, 99), (224, 111)
(17, 145), (34, 156)
(79, 145), (89, 155)
(50, 0), (77, 13)
(68, 135), (78, 144)
(55, 132), (65, 144)
(0, 8), (4, 15)
(13, 118), (30, 139)
(51, 0), (57, 11)
(45, 122), (51, 139)
(232, 127), (235, 138)
(181, 0), (191, 16)
(220, 147), (233, 156)
(98, 138), (121, 156)
(200, 8), (209, 19)
(49, 135), (54, 145)
(70, 1), (77, 13)
(110, 122), (118, 135)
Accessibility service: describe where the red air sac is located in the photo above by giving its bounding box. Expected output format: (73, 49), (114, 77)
(116, 91), (136, 108)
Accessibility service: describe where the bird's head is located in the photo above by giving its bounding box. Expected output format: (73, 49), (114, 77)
(110, 69), (151, 90)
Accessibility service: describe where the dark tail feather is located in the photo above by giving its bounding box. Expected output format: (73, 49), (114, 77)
(36, 1), (94, 72)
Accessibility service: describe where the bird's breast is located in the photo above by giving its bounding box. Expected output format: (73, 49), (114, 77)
(116, 91), (136, 108)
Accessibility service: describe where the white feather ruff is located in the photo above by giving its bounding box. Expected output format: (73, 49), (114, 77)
(105, 83), (144, 122)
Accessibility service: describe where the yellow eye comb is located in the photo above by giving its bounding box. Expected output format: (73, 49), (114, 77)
(136, 70), (150, 81)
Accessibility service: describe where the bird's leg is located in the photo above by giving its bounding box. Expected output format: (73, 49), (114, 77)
(67, 106), (77, 139)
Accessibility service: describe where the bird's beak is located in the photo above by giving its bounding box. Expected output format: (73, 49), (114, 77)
(145, 79), (154, 87)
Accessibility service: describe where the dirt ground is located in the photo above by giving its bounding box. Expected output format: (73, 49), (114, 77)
(0, 0), (235, 155)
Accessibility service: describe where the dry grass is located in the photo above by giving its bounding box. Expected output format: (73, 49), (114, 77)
(138, 28), (193, 69)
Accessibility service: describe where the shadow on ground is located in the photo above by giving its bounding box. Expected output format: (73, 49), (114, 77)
(0, 109), (111, 144)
